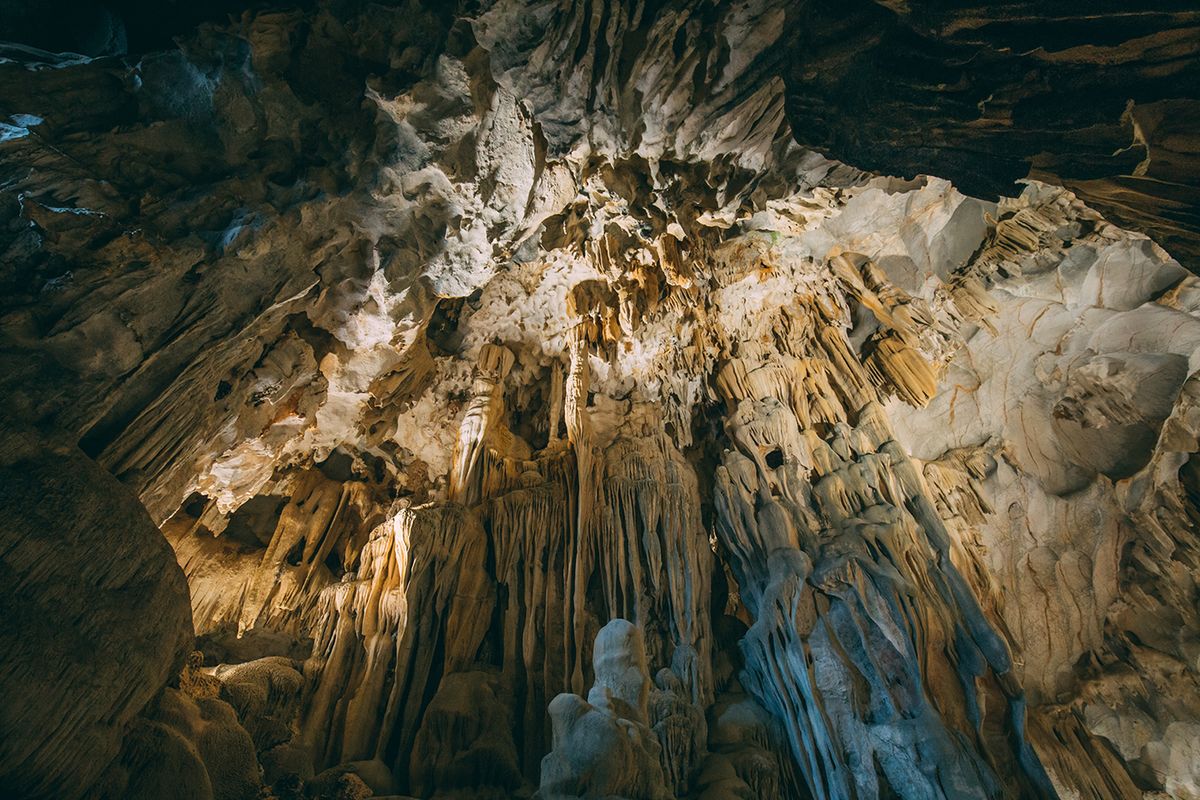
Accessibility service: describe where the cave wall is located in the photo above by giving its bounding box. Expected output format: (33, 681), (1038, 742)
(0, 430), (194, 798)
(2, 1), (1200, 799)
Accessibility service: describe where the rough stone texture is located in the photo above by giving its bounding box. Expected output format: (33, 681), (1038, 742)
(410, 671), (521, 797)
(780, 0), (1200, 268)
(213, 656), (304, 754)
(3, 1), (1200, 799)
(92, 686), (265, 800)
(0, 430), (194, 800)
(299, 503), (496, 786)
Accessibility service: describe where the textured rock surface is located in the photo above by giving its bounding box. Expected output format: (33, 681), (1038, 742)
(0, 430), (193, 799)
(93, 686), (265, 800)
(779, 0), (1200, 267)
(3, 1), (1200, 799)
(539, 619), (671, 800)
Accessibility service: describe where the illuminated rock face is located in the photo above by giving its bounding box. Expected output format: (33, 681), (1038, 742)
(2, 2), (1200, 799)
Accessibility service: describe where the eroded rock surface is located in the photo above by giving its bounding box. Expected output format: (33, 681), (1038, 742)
(0, 430), (193, 799)
(539, 619), (671, 800)
(3, 1), (1200, 799)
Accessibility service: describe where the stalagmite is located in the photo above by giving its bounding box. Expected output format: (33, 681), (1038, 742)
(538, 620), (672, 800)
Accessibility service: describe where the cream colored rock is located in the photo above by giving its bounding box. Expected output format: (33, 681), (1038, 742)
(538, 620), (672, 800)
(3, 1), (1200, 797)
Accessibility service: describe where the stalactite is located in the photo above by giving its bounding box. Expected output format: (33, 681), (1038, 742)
(946, 274), (1000, 334)
(599, 428), (714, 705)
(449, 343), (523, 507)
(865, 332), (939, 407)
(238, 474), (375, 636)
(975, 200), (1075, 276)
(799, 297), (881, 410)
(712, 336), (1057, 798)
(485, 467), (578, 778)
(564, 327), (601, 697)
(298, 504), (494, 789)
(656, 231), (695, 290)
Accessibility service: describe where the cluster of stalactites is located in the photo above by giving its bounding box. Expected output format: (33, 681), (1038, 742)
(578, 227), (702, 345)
(290, 291), (718, 792)
(938, 195), (1077, 339)
(922, 445), (998, 529)
(239, 476), (375, 635)
(828, 251), (940, 407)
(709, 313), (1055, 798)
(977, 198), (1075, 276)
(716, 347), (847, 433)
(765, 297), (881, 409)
(299, 503), (495, 783)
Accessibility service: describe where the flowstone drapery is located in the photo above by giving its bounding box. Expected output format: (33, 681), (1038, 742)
(4, 1), (1200, 798)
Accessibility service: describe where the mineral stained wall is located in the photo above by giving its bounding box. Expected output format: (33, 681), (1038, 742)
(2, 2), (1199, 799)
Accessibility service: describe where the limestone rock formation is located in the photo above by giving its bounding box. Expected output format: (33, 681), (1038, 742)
(3, 1), (1200, 799)
(0, 430), (193, 800)
(94, 685), (265, 800)
(538, 619), (671, 800)
(779, 0), (1200, 267)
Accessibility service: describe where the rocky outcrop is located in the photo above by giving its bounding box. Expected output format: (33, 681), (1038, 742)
(0, 429), (193, 799)
(779, 0), (1200, 268)
(410, 670), (521, 798)
(93, 686), (265, 800)
(3, 1), (1200, 799)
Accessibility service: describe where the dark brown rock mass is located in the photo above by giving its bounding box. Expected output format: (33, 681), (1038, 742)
(0, 429), (193, 799)
(780, 0), (1200, 267)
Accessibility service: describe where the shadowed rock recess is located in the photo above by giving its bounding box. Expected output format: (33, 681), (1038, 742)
(2, 1), (1199, 799)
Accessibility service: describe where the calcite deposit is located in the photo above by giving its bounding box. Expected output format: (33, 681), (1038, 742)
(2, 1), (1200, 799)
